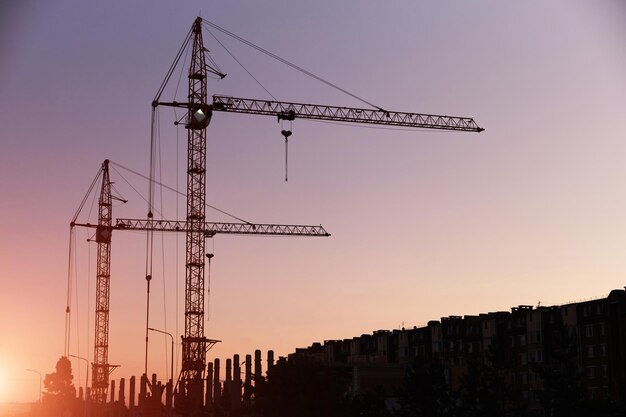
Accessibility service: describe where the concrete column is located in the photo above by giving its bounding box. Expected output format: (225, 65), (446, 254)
(129, 376), (136, 408)
(139, 374), (147, 407)
(166, 380), (172, 410)
(213, 359), (221, 405)
(226, 358), (232, 383)
(234, 355), (241, 382)
(119, 378), (126, 406)
(254, 350), (262, 380)
(267, 350), (275, 372)
(244, 354), (252, 406)
(224, 358), (232, 409)
(206, 362), (213, 407)
(233, 355), (242, 409)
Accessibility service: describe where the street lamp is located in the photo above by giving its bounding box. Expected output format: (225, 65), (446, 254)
(25, 369), (42, 403)
(70, 355), (89, 417)
(148, 327), (175, 417)
(148, 328), (174, 384)
(69, 355), (89, 397)
(69, 355), (89, 417)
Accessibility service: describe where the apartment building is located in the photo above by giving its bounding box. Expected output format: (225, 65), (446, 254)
(292, 287), (626, 406)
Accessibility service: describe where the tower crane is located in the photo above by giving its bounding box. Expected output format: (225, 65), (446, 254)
(73, 16), (483, 413)
(156, 17), (483, 413)
(73, 160), (329, 405)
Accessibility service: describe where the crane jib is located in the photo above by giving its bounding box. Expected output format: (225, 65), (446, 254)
(212, 95), (484, 132)
(74, 220), (330, 237)
(115, 219), (330, 237)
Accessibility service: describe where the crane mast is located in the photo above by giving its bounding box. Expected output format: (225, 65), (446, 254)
(181, 18), (210, 401)
(92, 160), (113, 404)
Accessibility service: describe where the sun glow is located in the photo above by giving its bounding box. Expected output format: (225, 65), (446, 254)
(0, 367), (6, 402)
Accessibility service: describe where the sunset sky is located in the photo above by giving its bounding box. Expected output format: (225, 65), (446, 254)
(1, 0), (625, 404)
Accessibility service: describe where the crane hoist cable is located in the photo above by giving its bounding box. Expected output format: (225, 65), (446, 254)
(201, 19), (385, 111)
(109, 160), (252, 224)
(206, 252), (214, 323)
(172, 37), (192, 124)
(65, 165), (105, 356)
(280, 119), (293, 181)
(200, 19), (404, 181)
(205, 27), (276, 101)
(153, 26), (194, 105)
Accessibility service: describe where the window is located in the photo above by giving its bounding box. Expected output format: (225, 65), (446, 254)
(520, 354), (527, 365)
(600, 344), (607, 357)
(530, 350), (543, 363)
(599, 322), (606, 336)
(585, 345), (594, 358)
(520, 335), (526, 346)
(585, 325), (593, 338)
(484, 339), (491, 350)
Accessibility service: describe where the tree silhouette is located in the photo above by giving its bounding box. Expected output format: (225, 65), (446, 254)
(41, 356), (77, 416)
(455, 358), (526, 417)
(394, 358), (452, 417)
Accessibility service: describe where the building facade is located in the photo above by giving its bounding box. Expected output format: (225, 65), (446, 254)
(291, 288), (626, 409)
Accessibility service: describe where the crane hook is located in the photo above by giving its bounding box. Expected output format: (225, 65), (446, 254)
(281, 130), (292, 182)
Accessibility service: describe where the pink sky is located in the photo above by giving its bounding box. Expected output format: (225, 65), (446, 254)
(1, 0), (625, 403)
